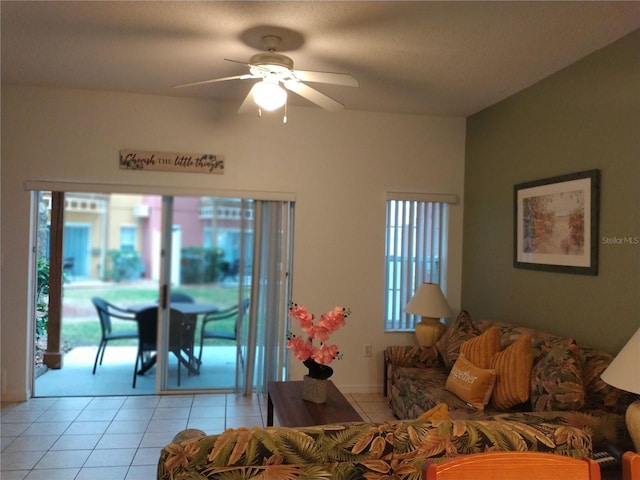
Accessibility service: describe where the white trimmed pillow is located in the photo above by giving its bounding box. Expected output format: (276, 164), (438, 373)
(446, 353), (497, 412)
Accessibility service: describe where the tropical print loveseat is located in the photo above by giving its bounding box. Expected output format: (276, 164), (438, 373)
(384, 311), (634, 448)
(158, 415), (598, 480)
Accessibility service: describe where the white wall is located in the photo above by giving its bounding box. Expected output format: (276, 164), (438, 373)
(1, 85), (466, 401)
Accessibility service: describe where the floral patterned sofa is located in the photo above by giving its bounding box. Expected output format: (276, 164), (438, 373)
(158, 415), (598, 480)
(157, 312), (634, 479)
(384, 311), (634, 448)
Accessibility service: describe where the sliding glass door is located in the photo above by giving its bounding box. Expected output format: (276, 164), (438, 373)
(157, 196), (251, 392)
(32, 187), (293, 396)
(35, 192), (165, 396)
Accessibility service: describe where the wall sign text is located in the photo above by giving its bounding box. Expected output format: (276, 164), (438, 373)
(119, 149), (224, 174)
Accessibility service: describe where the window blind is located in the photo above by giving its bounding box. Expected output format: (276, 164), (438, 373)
(384, 195), (452, 331)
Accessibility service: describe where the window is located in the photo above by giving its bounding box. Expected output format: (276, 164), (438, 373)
(119, 225), (137, 251)
(384, 193), (454, 331)
(203, 226), (213, 249)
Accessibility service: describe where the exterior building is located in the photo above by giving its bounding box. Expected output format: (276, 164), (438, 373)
(40, 193), (250, 285)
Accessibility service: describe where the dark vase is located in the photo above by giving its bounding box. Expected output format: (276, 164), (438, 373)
(303, 359), (333, 380)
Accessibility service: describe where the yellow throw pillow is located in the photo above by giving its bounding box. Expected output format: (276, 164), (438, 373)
(417, 403), (450, 421)
(445, 353), (497, 412)
(460, 326), (500, 369)
(489, 334), (533, 410)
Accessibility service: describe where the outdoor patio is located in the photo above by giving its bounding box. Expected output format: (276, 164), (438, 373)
(35, 345), (238, 397)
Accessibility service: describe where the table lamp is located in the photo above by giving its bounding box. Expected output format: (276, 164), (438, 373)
(404, 282), (451, 347)
(600, 327), (640, 452)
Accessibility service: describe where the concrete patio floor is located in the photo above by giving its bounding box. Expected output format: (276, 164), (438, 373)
(35, 345), (237, 397)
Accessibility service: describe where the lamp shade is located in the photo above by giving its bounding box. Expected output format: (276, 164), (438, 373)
(601, 327), (640, 394)
(252, 80), (287, 111)
(405, 283), (452, 319)
(405, 282), (451, 347)
(601, 327), (640, 453)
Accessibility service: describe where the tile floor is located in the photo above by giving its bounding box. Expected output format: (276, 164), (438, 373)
(1, 392), (394, 480)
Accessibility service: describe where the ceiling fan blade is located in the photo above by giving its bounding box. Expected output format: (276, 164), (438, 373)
(284, 80), (344, 111)
(224, 58), (250, 66)
(172, 74), (255, 89)
(292, 70), (359, 87)
(237, 84), (258, 114)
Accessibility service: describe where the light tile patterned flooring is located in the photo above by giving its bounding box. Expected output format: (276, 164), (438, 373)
(1, 392), (393, 480)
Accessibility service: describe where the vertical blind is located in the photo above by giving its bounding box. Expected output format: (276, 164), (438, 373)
(239, 200), (294, 396)
(384, 193), (456, 331)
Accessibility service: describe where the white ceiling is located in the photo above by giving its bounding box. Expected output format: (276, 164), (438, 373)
(2, 1), (639, 117)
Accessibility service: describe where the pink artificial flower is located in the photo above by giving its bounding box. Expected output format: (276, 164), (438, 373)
(286, 336), (313, 361)
(318, 307), (346, 333)
(289, 305), (314, 329)
(287, 304), (350, 365)
(301, 324), (315, 337)
(312, 344), (339, 364)
(307, 325), (331, 343)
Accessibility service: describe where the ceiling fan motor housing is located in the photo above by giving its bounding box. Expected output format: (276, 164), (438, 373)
(249, 53), (294, 71)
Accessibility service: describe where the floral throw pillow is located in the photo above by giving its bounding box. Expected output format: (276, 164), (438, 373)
(531, 339), (585, 411)
(581, 347), (636, 414)
(436, 310), (477, 371)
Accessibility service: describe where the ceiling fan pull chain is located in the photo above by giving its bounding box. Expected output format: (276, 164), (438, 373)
(283, 100), (288, 124)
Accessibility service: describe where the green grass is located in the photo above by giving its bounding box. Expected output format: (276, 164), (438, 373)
(62, 283), (240, 306)
(60, 282), (241, 348)
(61, 319), (237, 347)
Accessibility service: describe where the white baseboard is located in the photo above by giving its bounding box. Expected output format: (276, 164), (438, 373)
(1, 389), (30, 403)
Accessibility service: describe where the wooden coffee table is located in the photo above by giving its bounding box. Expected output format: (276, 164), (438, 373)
(267, 380), (363, 427)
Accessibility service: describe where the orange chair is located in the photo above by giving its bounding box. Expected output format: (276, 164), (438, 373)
(623, 451), (640, 480)
(423, 452), (600, 480)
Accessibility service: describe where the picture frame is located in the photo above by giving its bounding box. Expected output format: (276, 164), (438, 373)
(514, 169), (600, 275)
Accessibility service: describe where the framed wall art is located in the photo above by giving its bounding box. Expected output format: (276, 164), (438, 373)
(514, 169), (600, 275)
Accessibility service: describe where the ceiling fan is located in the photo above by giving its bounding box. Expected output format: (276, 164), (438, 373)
(172, 35), (359, 120)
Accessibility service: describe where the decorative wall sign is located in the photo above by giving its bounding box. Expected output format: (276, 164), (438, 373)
(514, 169), (599, 275)
(119, 149), (224, 174)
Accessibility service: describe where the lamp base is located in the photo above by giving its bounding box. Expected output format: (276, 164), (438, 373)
(627, 399), (640, 452)
(415, 317), (446, 347)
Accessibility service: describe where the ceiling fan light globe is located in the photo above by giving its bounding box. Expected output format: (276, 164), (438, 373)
(253, 81), (287, 111)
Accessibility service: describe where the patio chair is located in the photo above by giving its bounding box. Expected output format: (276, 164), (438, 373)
(133, 306), (158, 388)
(422, 452), (600, 480)
(133, 307), (198, 387)
(169, 292), (195, 303)
(197, 299), (250, 369)
(91, 296), (138, 374)
(153, 292), (195, 307)
(168, 292), (198, 376)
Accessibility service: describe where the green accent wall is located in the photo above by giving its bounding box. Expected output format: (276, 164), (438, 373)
(463, 30), (640, 354)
